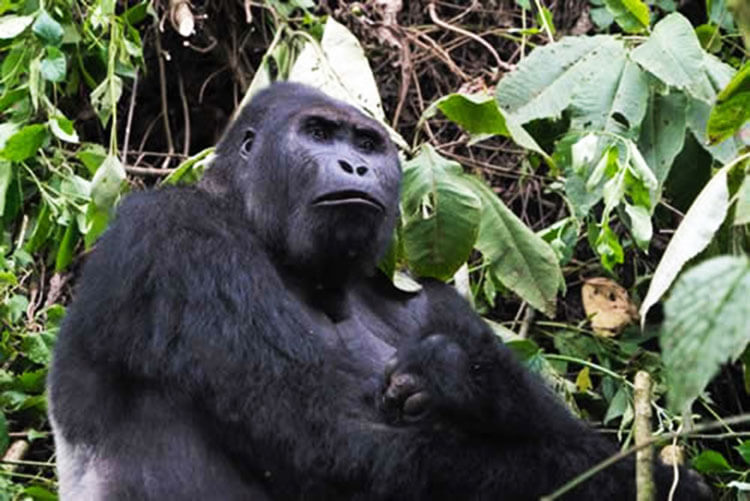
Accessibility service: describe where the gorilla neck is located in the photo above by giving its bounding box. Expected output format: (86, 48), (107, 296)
(280, 270), (355, 323)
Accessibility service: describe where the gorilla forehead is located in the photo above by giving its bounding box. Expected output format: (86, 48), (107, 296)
(218, 83), (386, 154)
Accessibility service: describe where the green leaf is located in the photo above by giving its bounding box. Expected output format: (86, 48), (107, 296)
(425, 93), (508, 137)
(21, 486), (57, 501)
(624, 203), (652, 250)
(604, 386), (630, 424)
(90, 76), (123, 126)
(496, 36), (624, 124)
(0, 162), (11, 217)
(401, 145), (481, 280)
(1, 124), (47, 162)
(728, 0), (750, 49)
(40, 45), (66, 82)
(595, 224), (624, 270)
(54, 223), (76, 271)
(590, 7), (614, 29)
(0, 14), (34, 39)
(735, 175), (750, 226)
(76, 144), (107, 175)
(707, 63), (750, 144)
(630, 13), (704, 90)
(691, 449), (733, 474)
(637, 92), (687, 188)
(83, 202), (110, 248)
(463, 176), (563, 317)
(32, 10), (63, 46)
(0, 412), (7, 455)
(736, 441), (750, 465)
(289, 17), (384, 122)
(569, 56), (649, 139)
(662, 255), (750, 413)
(695, 24), (723, 53)
(603, 0), (650, 33)
(21, 334), (52, 365)
(90, 154), (125, 209)
(640, 163), (731, 322)
(48, 115), (79, 143)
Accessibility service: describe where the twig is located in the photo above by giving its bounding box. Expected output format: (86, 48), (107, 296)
(634, 371), (655, 501)
(178, 70), (191, 157)
(154, 27), (175, 169)
(125, 165), (177, 177)
(121, 68), (139, 165)
(427, 2), (513, 77)
(541, 413), (750, 500)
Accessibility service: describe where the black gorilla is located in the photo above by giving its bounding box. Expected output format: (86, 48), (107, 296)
(48, 83), (708, 500)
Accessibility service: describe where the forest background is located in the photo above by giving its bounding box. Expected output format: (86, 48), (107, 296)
(0, 0), (749, 499)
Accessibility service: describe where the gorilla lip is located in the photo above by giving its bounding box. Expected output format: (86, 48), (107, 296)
(313, 190), (385, 212)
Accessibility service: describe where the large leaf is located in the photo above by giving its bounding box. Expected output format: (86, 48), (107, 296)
(603, 0), (650, 33)
(569, 57), (648, 138)
(637, 91), (687, 188)
(640, 161), (733, 321)
(425, 93), (509, 137)
(662, 255), (750, 413)
(90, 154), (125, 209)
(0, 15), (34, 39)
(496, 36), (623, 124)
(630, 13), (704, 91)
(289, 17), (384, 122)
(707, 62), (750, 144)
(1, 124), (47, 162)
(401, 145), (481, 280)
(462, 176), (563, 317)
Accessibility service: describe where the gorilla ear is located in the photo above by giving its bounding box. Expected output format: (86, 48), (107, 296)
(240, 129), (256, 157)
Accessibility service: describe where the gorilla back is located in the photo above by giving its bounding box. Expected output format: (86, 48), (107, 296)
(48, 83), (708, 500)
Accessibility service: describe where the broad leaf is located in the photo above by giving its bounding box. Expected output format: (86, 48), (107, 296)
(40, 46), (66, 82)
(290, 17), (384, 121)
(570, 57), (648, 139)
(1, 124), (47, 162)
(90, 76), (123, 126)
(630, 13), (703, 91)
(707, 62), (750, 144)
(496, 36), (623, 124)
(662, 255), (750, 413)
(735, 175), (750, 226)
(401, 145), (481, 280)
(463, 176), (563, 317)
(0, 162), (11, 217)
(32, 10), (63, 46)
(691, 449), (733, 474)
(0, 15), (34, 39)
(90, 154), (125, 209)
(425, 93), (509, 137)
(637, 92), (687, 189)
(603, 0), (650, 33)
(640, 162), (732, 321)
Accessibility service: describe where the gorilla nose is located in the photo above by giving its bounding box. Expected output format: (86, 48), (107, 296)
(339, 160), (369, 177)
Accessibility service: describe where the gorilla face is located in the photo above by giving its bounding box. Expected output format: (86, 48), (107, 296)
(207, 84), (401, 281)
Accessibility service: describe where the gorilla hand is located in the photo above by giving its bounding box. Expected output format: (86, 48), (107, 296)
(380, 334), (479, 424)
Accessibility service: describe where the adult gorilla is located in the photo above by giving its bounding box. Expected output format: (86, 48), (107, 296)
(48, 83), (707, 500)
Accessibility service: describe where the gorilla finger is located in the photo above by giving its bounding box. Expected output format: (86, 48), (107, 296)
(403, 391), (431, 418)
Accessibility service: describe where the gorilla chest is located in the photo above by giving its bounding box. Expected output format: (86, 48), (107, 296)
(327, 313), (397, 373)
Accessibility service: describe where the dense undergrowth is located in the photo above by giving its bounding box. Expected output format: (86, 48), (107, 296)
(0, 0), (749, 499)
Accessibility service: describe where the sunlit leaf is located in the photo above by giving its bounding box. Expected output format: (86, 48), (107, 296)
(0, 15), (34, 39)
(662, 256), (750, 413)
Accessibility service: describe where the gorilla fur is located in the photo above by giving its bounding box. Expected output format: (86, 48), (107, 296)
(48, 82), (708, 500)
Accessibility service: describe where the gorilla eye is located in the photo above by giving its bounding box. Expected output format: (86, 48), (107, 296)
(355, 132), (381, 153)
(310, 126), (329, 141)
(241, 129), (256, 155)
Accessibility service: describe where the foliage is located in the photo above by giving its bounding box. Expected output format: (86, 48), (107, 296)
(0, 0), (747, 498)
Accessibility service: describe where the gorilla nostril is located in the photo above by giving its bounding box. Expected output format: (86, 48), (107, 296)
(339, 160), (354, 174)
(356, 166), (368, 176)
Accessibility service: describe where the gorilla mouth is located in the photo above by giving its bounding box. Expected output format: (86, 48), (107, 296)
(313, 191), (385, 212)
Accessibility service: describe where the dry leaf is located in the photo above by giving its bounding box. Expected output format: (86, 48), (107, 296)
(581, 277), (639, 337)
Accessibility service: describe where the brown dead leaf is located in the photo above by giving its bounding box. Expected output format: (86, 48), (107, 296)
(581, 277), (639, 337)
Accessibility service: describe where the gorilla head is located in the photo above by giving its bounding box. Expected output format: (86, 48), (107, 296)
(203, 83), (401, 283)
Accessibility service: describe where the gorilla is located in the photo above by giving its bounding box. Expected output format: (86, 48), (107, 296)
(48, 82), (708, 500)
